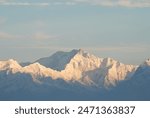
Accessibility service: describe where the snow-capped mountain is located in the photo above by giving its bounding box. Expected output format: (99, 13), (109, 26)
(0, 49), (137, 86)
(0, 49), (149, 100)
(0, 59), (21, 70)
(109, 59), (150, 100)
(142, 58), (150, 66)
(35, 49), (80, 71)
(131, 59), (150, 80)
(35, 49), (136, 87)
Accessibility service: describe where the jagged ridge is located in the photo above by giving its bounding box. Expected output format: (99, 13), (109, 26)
(0, 49), (150, 100)
(0, 49), (137, 87)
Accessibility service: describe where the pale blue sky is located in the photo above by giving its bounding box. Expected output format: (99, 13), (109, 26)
(0, 0), (150, 65)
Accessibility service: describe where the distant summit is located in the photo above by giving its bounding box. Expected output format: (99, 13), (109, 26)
(142, 58), (150, 66)
(0, 49), (149, 100)
(0, 49), (136, 86)
(0, 59), (21, 71)
(35, 49), (80, 71)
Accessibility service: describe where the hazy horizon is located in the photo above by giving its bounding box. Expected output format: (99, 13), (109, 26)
(0, 0), (150, 65)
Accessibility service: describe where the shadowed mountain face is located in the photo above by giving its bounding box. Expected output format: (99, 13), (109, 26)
(35, 49), (80, 71)
(0, 49), (149, 101)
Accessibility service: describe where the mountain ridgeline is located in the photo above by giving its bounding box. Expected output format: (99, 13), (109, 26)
(0, 49), (149, 100)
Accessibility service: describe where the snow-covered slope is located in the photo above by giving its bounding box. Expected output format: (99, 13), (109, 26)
(35, 49), (136, 87)
(60, 49), (103, 82)
(109, 59), (150, 100)
(0, 59), (22, 73)
(0, 49), (137, 87)
(101, 58), (137, 87)
(0, 49), (150, 100)
(22, 63), (61, 84)
(67, 52), (135, 86)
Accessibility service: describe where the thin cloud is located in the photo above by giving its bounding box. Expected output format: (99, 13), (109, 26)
(0, 2), (49, 6)
(73, 0), (150, 8)
(0, 0), (49, 6)
(0, 0), (76, 6)
(1, 0), (149, 8)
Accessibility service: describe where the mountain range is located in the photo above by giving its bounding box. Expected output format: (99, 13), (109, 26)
(0, 49), (149, 100)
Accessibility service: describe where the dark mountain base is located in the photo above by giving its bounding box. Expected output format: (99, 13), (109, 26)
(0, 88), (150, 101)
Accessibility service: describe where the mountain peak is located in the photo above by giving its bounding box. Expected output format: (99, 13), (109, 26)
(143, 58), (150, 66)
(36, 49), (80, 71)
(8, 59), (16, 62)
(0, 49), (141, 93)
(71, 49), (84, 54)
(77, 48), (84, 53)
(0, 59), (21, 70)
(101, 57), (118, 67)
(73, 49), (93, 58)
(27, 62), (43, 67)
